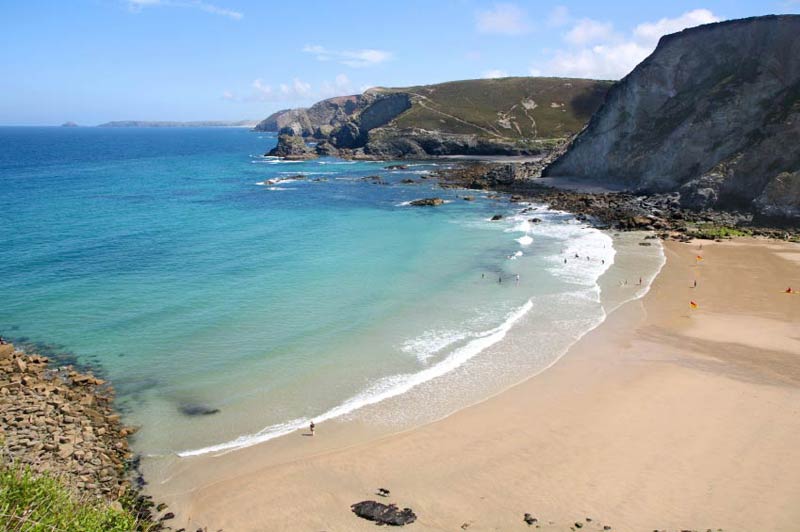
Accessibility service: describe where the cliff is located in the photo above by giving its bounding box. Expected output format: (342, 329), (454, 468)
(543, 15), (800, 221)
(260, 77), (612, 158)
(254, 95), (360, 136)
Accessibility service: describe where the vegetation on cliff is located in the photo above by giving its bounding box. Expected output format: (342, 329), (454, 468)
(258, 77), (611, 158)
(0, 464), (150, 532)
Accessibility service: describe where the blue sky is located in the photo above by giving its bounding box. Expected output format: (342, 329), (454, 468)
(1, 0), (798, 125)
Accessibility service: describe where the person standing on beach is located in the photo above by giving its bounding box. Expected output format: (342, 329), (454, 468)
(309, 421), (315, 436)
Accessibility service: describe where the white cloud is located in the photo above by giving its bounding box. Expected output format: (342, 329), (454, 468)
(548, 5), (570, 28)
(482, 69), (509, 79)
(633, 9), (719, 45)
(565, 18), (616, 45)
(228, 74), (357, 103)
(475, 3), (531, 35)
(126, 0), (243, 19)
(302, 45), (391, 68)
(529, 67), (542, 76)
(319, 74), (354, 97)
(542, 9), (721, 80)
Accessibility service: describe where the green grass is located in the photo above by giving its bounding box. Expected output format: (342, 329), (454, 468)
(0, 465), (151, 532)
(686, 224), (752, 239)
(376, 77), (613, 140)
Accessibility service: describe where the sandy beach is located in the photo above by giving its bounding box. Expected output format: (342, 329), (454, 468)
(154, 238), (800, 532)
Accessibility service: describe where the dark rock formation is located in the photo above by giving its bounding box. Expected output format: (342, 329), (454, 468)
(351, 500), (417, 526)
(544, 15), (800, 221)
(266, 134), (316, 159)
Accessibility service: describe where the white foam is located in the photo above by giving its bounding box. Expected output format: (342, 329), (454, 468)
(516, 235), (533, 246)
(177, 299), (534, 457)
(401, 329), (470, 364)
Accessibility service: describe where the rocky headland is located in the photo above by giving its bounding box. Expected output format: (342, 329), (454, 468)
(258, 77), (611, 160)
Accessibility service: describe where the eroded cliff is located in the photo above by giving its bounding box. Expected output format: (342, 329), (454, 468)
(543, 15), (800, 221)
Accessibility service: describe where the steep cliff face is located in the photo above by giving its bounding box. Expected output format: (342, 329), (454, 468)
(543, 15), (800, 220)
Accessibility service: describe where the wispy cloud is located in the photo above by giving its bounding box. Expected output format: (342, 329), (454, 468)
(564, 18), (616, 45)
(540, 9), (720, 80)
(302, 45), (392, 68)
(482, 69), (509, 79)
(224, 74), (356, 103)
(126, 0), (243, 20)
(475, 3), (531, 35)
(547, 5), (570, 28)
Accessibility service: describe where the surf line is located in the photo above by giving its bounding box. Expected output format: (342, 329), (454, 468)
(177, 299), (534, 457)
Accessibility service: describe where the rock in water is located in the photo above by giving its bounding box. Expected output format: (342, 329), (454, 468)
(409, 198), (445, 206)
(351, 500), (417, 526)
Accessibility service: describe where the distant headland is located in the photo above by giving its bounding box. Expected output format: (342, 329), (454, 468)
(96, 119), (258, 128)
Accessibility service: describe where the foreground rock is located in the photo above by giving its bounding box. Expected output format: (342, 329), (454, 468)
(351, 500), (417, 526)
(544, 15), (800, 222)
(409, 198), (445, 206)
(0, 342), (166, 526)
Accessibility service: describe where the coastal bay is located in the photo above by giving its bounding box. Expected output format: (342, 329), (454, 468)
(155, 238), (800, 531)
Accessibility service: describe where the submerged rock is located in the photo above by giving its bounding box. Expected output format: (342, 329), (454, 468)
(179, 404), (220, 416)
(490, 214), (503, 221)
(351, 500), (417, 526)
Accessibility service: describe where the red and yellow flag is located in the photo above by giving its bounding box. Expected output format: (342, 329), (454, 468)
(695, 255), (704, 261)
(690, 300), (698, 309)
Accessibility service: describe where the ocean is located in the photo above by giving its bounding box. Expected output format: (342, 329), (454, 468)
(0, 126), (664, 461)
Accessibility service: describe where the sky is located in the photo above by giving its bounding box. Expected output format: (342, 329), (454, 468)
(1, 0), (798, 125)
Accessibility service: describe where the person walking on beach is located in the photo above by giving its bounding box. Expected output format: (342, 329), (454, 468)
(694, 280), (698, 288)
(309, 421), (315, 436)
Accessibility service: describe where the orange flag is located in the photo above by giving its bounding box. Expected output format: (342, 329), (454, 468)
(695, 255), (704, 261)
(690, 301), (698, 309)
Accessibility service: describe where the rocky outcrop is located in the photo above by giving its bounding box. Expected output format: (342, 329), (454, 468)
(254, 95), (361, 135)
(266, 134), (316, 159)
(543, 15), (800, 221)
(409, 198), (444, 206)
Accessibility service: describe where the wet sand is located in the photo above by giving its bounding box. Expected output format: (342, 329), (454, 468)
(152, 238), (800, 531)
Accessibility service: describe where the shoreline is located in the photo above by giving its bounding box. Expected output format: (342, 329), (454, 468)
(135, 209), (661, 463)
(150, 237), (800, 531)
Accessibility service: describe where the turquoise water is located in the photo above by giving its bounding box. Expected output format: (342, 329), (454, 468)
(0, 127), (662, 458)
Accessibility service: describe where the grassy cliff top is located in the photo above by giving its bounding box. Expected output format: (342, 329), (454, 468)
(372, 77), (613, 140)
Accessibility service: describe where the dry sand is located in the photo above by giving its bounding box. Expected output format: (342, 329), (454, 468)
(153, 239), (800, 532)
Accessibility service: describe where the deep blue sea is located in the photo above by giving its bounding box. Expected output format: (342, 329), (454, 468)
(0, 127), (664, 458)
